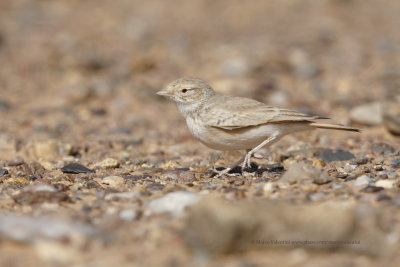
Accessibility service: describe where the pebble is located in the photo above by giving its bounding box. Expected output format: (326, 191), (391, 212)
(0, 214), (95, 242)
(279, 163), (332, 185)
(96, 158), (120, 168)
(28, 184), (58, 193)
(361, 185), (384, 193)
(391, 159), (400, 169)
(373, 165), (383, 171)
(379, 171), (398, 179)
(102, 176), (125, 187)
(382, 101), (400, 135)
(7, 156), (25, 166)
(61, 163), (94, 174)
(29, 140), (72, 160)
(308, 192), (324, 201)
(350, 102), (382, 125)
(375, 179), (396, 189)
(317, 150), (355, 162)
(353, 175), (373, 186)
(119, 209), (138, 222)
(13, 191), (70, 205)
(0, 100), (11, 112)
(147, 191), (199, 215)
(104, 191), (141, 201)
(0, 168), (8, 176)
(6, 177), (28, 185)
(371, 143), (396, 155)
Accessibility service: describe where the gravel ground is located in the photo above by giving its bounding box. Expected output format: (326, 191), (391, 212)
(0, 0), (399, 266)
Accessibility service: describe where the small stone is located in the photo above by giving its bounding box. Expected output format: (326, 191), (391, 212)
(27, 184), (58, 192)
(376, 194), (392, 202)
(7, 156), (25, 166)
(102, 176), (125, 187)
(13, 191), (70, 205)
(308, 193), (324, 201)
(234, 180), (245, 186)
(0, 214), (95, 242)
(61, 163), (94, 174)
(351, 157), (370, 165)
(375, 179), (396, 189)
(391, 159), (400, 169)
(382, 101), (400, 136)
(6, 178), (28, 185)
(336, 173), (348, 179)
(263, 183), (275, 193)
(119, 209), (138, 222)
(312, 159), (325, 167)
(317, 150), (355, 162)
(361, 185), (384, 193)
(371, 143), (396, 155)
(350, 102), (382, 125)
(147, 191), (199, 215)
(379, 171), (398, 179)
(96, 158), (120, 168)
(279, 163), (332, 185)
(0, 168), (8, 176)
(373, 165), (383, 171)
(105, 191), (141, 201)
(0, 100), (11, 112)
(353, 175), (373, 186)
(29, 140), (72, 160)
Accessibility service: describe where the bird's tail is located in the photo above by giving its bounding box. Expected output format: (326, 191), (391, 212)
(310, 123), (360, 132)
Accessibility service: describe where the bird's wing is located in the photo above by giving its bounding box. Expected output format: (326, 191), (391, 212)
(202, 96), (324, 130)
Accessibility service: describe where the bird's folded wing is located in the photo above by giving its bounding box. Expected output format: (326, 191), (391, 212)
(202, 96), (323, 130)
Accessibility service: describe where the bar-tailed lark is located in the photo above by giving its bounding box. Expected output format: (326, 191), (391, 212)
(157, 77), (359, 175)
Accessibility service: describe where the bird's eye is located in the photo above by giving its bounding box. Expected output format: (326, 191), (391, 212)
(181, 89), (188, 93)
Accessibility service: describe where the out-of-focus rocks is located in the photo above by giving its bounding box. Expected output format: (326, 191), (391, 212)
(0, 214), (95, 242)
(61, 163), (94, 174)
(288, 48), (320, 79)
(383, 101), (400, 135)
(350, 102), (382, 125)
(101, 176), (125, 187)
(375, 179), (396, 189)
(13, 185), (71, 205)
(7, 156), (25, 166)
(184, 197), (392, 256)
(147, 191), (200, 215)
(95, 158), (120, 169)
(27, 140), (73, 160)
(353, 175), (373, 187)
(317, 150), (355, 162)
(371, 143), (397, 155)
(105, 191), (141, 201)
(279, 163), (332, 185)
(0, 168), (8, 176)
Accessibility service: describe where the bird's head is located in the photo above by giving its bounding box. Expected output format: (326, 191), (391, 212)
(157, 77), (216, 104)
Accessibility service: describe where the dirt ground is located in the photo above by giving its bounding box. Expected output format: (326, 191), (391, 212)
(0, 0), (399, 266)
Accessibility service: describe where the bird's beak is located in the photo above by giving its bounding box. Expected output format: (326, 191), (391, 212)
(156, 88), (170, 97)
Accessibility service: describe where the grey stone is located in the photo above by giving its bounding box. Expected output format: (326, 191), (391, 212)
(147, 191), (199, 215)
(279, 163), (332, 185)
(353, 175), (373, 186)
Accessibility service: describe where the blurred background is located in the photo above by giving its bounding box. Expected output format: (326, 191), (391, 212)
(0, 0), (399, 147)
(0, 0), (399, 266)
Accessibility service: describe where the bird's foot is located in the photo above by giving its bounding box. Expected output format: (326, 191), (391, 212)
(212, 167), (241, 178)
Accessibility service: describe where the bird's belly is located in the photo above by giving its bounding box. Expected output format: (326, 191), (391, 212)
(186, 119), (288, 151)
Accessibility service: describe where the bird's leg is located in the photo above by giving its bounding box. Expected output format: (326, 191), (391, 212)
(241, 135), (278, 170)
(214, 153), (247, 178)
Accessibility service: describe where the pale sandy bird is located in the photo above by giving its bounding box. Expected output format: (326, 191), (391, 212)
(157, 77), (359, 174)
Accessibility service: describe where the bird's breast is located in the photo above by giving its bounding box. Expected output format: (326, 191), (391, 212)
(184, 116), (285, 151)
